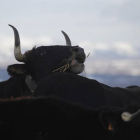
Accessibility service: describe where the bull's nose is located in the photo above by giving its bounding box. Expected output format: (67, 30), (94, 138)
(71, 46), (86, 63)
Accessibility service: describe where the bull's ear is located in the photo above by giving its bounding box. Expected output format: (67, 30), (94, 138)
(99, 109), (122, 132)
(7, 64), (27, 76)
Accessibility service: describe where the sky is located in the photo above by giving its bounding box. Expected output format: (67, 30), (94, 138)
(0, 0), (140, 77)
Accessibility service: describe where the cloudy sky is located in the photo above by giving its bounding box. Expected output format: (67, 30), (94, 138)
(0, 0), (140, 77)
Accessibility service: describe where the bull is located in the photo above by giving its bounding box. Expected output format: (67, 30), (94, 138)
(0, 96), (108, 140)
(34, 72), (140, 109)
(0, 96), (140, 140)
(100, 103), (140, 140)
(0, 25), (86, 98)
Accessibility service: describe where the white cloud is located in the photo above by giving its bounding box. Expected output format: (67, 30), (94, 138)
(80, 41), (138, 57)
(112, 42), (138, 56)
(79, 41), (110, 55)
(85, 58), (140, 76)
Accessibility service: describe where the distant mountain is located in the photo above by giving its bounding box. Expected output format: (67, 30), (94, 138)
(0, 69), (140, 88)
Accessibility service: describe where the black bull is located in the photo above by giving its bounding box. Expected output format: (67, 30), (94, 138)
(34, 72), (140, 108)
(33, 72), (140, 139)
(0, 96), (140, 140)
(0, 25), (86, 98)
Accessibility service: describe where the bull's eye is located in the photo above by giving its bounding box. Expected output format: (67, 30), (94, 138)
(40, 53), (43, 56)
(40, 52), (46, 57)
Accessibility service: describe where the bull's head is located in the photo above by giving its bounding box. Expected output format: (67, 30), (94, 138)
(8, 25), (86, 83)
(99, 106), (140, 135)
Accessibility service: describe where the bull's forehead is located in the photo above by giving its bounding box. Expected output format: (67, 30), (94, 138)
(35, 45), (73, 57)
(35, 45), (72, 53)
(35, 45), (81, 51)
(24, 45), (74, 63)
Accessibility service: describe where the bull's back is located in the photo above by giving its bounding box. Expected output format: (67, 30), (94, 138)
(101, 83), (140, 107)
(35, 72), (109, 108)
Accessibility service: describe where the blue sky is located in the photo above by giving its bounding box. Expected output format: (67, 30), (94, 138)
(0, 0), (140, 76)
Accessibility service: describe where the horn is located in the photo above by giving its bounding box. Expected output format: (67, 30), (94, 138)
(61, 31), (72, 46)
(9, 24), (26, 62)
(121, 109), (140, 122)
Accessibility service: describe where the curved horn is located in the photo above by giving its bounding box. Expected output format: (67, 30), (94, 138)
(9, 24), (26, 62)
(121, 109), (140, 122)
(61, 31), (72, 46)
